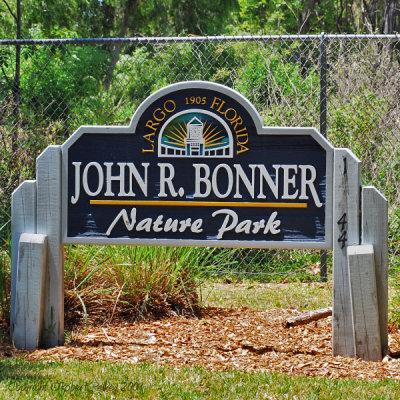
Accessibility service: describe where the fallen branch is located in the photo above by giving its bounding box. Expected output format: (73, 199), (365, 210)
(284, 307), (332, 328)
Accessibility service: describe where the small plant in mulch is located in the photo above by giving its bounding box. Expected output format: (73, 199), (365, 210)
(64, 245), (203, 329)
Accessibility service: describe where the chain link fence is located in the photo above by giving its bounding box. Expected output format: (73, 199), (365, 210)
(0, 34), (399, 281)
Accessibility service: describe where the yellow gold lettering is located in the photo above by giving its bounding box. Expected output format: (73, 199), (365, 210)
(217, 100), (226, 113)
(235, 126), (247, 134)
(143, 132), (155, 143)
(164, 99), (176, 113)
(236, 132), (248, 145)
(230, 116), (243, 130)
(237, 144), (249, 154)
(145, 120), (159, 133)
(210, 96), (221, 110)
(224, 108), (237, 121)
(153, 108), (165, 122)
(142, 133), (155, 153)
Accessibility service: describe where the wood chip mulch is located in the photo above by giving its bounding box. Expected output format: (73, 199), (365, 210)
(3, 307), (400, 380)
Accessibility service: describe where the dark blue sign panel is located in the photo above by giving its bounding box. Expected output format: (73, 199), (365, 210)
(62, 81), (333, 248)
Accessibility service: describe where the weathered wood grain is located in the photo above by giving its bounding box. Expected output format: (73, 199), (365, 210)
(332, 148), (361, 357)
(13, 233), (47, 350)
(362, 186), (388, 357)
(11, 180), (37, 335)
(347, 244), (381, 361)
(36, 145), (64, 348)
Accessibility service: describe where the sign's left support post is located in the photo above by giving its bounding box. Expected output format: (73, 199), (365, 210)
(37, 145), (64, 348)
(11, 145), (64, 349)
(13, 233), (48, 349)
(11, 180), (37, 340)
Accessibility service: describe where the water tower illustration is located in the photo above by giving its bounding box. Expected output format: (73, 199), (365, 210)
(185, 117), (205, 156)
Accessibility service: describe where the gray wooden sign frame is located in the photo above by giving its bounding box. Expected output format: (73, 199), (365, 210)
(61, 81), (334, 249)
(10, 81), (388, 362)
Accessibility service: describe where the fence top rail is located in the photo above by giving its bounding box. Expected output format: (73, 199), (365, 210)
(0, 33), (399, 46)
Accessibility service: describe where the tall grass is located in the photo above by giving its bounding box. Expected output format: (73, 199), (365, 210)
(64, 245), (240, 325)
(0, 249), (9, 321)
(0, 220), (10, 322)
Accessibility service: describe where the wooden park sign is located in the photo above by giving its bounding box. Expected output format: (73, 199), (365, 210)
(10, 82), (388, 362)
(64, 82), (333, 247)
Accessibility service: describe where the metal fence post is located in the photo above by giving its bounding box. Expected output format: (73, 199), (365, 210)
(320, 32), (328, 282)
(319, 32), (327, 137)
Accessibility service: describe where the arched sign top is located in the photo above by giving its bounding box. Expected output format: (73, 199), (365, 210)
(129, 81), (264, 134)
(61, 81), (333, 248)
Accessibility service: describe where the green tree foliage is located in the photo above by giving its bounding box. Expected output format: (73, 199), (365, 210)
(0, 0), (239, 39)
(233, 0), (400, 34)
(169, 0), (239, 34)
(236, 0), (302, 33)
(1, 0), (399, 39)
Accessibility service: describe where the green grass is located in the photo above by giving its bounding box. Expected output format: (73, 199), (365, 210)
(0, 359), (399, 400)
(200, 282), (332, 310)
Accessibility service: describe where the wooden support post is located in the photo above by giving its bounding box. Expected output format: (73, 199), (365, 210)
(11, 180), (37, 335)
(36, 145), (64, 348)
(362, 186), (388, 357)
(332, 149), (361, 357)
(347, 244), (381, 361)
(13, 233), (47, 350)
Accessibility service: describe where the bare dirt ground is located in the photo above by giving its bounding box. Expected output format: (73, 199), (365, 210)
(2, 307), (400, 380)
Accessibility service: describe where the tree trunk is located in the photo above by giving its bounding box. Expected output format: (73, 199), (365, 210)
(12, 0), (21, 152)
(383, 0), (400, 33)
(383, 0), (400, 64)
(296, 0), (318, 77)
(361, 0), (375, 33)
(103, 0), (137, 91)
(298, 0), (317, 34)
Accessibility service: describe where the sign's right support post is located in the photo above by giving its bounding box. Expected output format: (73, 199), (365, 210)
(361, 186), (388, 357)
(345, 187), (388, 361)
(333, 150), (388, 361)
(332, 148), (361, 357)
(347, 244), (381, 361)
